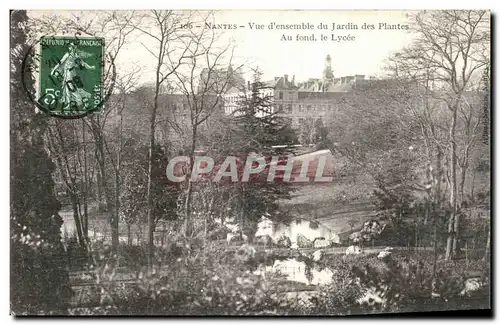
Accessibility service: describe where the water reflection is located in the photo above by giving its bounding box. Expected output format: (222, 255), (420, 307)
(256, 258), (334, 286)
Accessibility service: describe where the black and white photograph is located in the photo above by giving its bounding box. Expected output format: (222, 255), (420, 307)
(9, 8), (491, 316)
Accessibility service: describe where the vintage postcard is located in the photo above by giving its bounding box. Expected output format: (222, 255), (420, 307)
(10, 9), (491, 316)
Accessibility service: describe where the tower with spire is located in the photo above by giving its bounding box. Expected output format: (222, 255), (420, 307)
(321, 55), (334, 92)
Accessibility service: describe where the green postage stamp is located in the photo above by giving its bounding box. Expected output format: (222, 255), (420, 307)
(38, 36), (104, 117)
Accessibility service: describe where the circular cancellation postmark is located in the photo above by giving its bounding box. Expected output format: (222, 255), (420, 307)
(21, 35), (115, 119)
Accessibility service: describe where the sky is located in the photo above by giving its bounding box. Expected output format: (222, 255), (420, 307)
(29, 10), (418, 86)
(210, 10), (417, 81)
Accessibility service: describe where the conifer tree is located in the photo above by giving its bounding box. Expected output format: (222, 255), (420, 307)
(10, 10), (70, 314)
(231, 68), (298, 231)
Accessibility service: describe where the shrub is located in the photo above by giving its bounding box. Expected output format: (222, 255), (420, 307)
(11, 224), (71, 315)
(306, 251), (490, 315)
(69, 242), (490, 315)
(70, 242), (298, 315)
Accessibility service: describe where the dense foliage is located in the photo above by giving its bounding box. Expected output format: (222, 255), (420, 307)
(10, 10), (70, 314)
(67, 243), (490, 315)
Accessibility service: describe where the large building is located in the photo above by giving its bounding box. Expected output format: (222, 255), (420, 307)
(223, 55), (373, 120)
(126, 56), (375, 147)
(222, 55), (374, 143)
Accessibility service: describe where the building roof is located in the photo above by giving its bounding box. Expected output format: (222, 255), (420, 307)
(297, 92), (346, 101)
(298, 75), (371, 93)
(263, 75), (299, 90)
(225, 85), (242, 95)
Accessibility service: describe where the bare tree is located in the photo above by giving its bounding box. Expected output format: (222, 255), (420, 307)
(33, 10), (138, 250)
(45, 119), (87, 249)
(135, 10), (198, 267)
(388, 10), (489, 259)
(102, 67), (142, 247)
(171, 22), (239, 237)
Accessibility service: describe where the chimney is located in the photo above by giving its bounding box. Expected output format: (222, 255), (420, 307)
(292, 75), (295, 85)
(284, 74), (289, 83)
(247, 80), (251, 90)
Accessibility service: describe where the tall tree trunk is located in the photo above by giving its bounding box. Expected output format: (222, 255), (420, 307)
(127, 223), (131, 246)
(431, 217), (438, 278)
(483, 226), (490, 261)
(146, 82), (160, 268)
(70, 194), (85, 249)
(82, 195), (88, 244)
(96, 168), (104, 211)
(415, 222), (418, 249)
(146, 120), (157, 266)
(112, 167), (120, 248)
(435, 149), (443, 204)
(81, 120), (89, 243)
(446, 106), (458, 260)
(453, 165), (468, 258)
(137, 223), (143, 246)
(92, 124), (117, 249)
(92, 131), (108, 213)
(99, 143), (117, 249)
(184, 126), (197, 237)
(184, 180), (194, 237)
(47, 125), (88, 249)
(458, 165), (468, 205)
(112, 113), (123, 251)
(470, 167), (476, 201)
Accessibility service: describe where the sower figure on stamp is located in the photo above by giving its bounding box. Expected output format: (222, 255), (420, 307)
(50, 42), (95, 111)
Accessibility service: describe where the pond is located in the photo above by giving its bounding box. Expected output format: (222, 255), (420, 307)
(255, 217), (340, 248)
(255, 257), (334, 286)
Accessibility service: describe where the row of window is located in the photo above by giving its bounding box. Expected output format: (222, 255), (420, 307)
(277, 104), (293, 114)
(276, 91), (296, 100)
(225, 89), (275, 103)
(298, 105), (327, 112)
(275, 104), (332, 114)
(225, 96), (242, 103)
